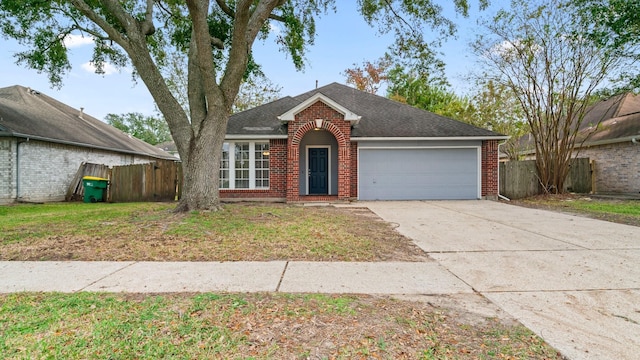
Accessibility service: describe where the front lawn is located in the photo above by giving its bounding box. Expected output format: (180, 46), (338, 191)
(0, 202), (427, 262)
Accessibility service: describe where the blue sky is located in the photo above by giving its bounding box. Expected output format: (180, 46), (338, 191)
(0, 2), (503, 121)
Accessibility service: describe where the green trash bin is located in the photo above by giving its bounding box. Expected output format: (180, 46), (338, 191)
(82, 176), (109, 203)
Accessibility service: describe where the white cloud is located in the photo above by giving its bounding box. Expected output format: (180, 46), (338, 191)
(81, 61), (119, 75)
(490, 39), (542, 60)
(62, 33), (95, 48)
(268, 22), (282, 36)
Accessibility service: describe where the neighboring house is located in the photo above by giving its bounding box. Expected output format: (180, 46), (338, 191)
(0, 85), (177, 204)
(156, 140), (180, 159)
(220, 82), (508, 202)
(574, 93), (640, 194)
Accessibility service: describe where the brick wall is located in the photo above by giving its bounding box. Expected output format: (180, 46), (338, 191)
(287, 101), (352, 201)
(0, 138), (155, 204)
(578, 141), (640, 193)
(482, 140), (499, 199)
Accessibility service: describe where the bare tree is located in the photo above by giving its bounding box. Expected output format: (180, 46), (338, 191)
(471, 0), (637, 193)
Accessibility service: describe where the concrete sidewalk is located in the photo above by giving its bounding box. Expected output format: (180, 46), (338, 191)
(0, 260), (471, 295)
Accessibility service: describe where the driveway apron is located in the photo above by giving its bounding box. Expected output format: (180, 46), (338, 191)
(365, 200), (640, 360)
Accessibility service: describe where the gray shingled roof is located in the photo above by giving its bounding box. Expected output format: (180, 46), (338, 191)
(578, 93), (640, 144)
(0, 85), (176, 160)
(227, 82), (505, 138)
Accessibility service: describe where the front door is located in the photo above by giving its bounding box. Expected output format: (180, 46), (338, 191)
(308, 147), (328, 194)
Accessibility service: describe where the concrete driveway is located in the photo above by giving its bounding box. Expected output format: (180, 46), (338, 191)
(364, 200), (640, 360)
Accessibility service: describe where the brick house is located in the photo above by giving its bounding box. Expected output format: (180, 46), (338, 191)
(220, 83), (508, 202)
(573, 93), (640, 194)
(0, 85), (177, 204)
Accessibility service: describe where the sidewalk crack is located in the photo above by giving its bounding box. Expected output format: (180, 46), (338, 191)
(76, 262), (138, 292)
(276, 261), (289, 292)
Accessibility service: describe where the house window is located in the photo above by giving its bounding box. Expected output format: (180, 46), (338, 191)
(235, 142), (250, 188)
(220, 143), (229, 189)
(255, 143), (270, 188)
(219, 141), (270, 189)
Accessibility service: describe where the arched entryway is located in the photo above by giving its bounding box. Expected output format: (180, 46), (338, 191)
(287, 120), (351, 201)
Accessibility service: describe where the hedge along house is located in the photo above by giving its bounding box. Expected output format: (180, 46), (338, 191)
(0, 85), (177, 204)
(221, 83), (508, 202)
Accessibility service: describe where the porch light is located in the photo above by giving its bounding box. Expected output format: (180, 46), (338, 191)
(314, 118), (323, 130)
(262, 151), (270, 156)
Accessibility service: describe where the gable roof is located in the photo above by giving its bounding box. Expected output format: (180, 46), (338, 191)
(227, 82), (507, 139)
(278, 93), (361, 123)
(0, 85), (176, 160)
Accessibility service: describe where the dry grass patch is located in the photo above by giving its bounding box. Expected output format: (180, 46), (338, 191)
(0, 202), (428, 262)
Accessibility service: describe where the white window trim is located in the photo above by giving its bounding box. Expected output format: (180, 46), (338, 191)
(305, 145), (331, 195)
(222, 141), (270, 190)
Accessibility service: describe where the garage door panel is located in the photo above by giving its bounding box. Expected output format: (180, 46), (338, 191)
(359, 148), (479, 200)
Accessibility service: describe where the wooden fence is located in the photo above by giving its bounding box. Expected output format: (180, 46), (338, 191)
(499, 158), (592, 199)
(67, 160), (182, 202)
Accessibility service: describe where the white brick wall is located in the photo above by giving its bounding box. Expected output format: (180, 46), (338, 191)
(0, 138), (157, 204)
(578, 141), (640, 193)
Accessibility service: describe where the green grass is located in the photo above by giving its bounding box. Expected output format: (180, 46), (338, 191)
(0, 293), (561, 359)
(561, 199), (640, 216)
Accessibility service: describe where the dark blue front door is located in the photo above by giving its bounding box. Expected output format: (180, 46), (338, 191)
(308, 148), (328, 194)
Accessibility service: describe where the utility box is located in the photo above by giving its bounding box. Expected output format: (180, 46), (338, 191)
(82, 176), (109, 203)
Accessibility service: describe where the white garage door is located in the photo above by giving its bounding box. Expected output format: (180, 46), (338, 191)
(359, 148), (479, 200)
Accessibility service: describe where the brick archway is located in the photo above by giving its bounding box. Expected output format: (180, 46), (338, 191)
(287, 120), (351, 201)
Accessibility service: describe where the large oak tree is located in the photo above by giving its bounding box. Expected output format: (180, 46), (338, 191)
(0, 0), (483, 211)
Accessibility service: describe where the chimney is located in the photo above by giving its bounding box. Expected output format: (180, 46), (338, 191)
(79, 107), (84, 119)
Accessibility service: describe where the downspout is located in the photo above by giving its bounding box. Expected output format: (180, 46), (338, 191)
(497, 140), (511, 201)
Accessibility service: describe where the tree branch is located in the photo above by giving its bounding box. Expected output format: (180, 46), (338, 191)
(141, 0), (156, 36)
(68, 0), (129, 48)
(215, 0), (235, 17)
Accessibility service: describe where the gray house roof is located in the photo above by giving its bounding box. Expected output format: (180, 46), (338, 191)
(578, 93), (640, 145)
(227, 82), (506, 139)
(0, 85), (176, 160)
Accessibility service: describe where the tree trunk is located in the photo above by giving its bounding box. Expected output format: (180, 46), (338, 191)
(174, 107), (228, 212)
